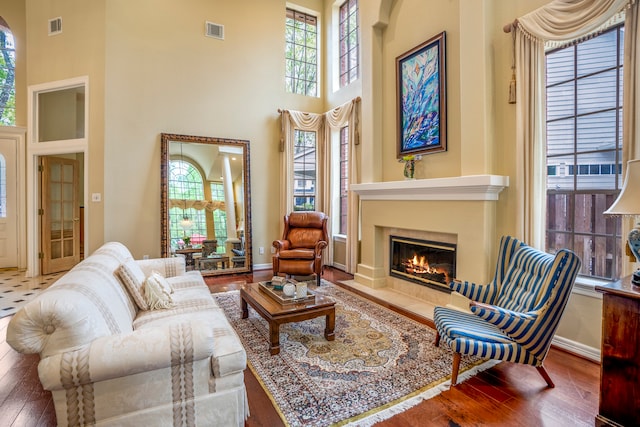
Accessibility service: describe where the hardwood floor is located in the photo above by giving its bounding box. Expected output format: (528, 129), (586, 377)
(0, 267), (600, 426)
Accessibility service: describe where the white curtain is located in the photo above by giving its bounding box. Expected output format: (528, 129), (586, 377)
(323, 98), (361, 273)
(513, 0), (633, 250)
(623, 2), (640, 276)
(279, 97), (361, 272)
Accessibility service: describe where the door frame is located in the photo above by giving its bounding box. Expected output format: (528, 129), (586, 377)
(26, 76), (89, 277)
(0, 126), (26, 269)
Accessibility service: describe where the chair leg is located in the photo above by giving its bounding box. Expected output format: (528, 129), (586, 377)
(536, 365), (555, 388)
(434, 331), (441, 347)
(451, 352), (461, 386)
(316, 273), (321, 287)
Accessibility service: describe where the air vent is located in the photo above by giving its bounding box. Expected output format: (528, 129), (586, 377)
(205, 21), (224, 40)
(48, 17), (62, 36)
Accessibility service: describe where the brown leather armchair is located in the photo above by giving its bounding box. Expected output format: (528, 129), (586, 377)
(272, 211), (328, 286)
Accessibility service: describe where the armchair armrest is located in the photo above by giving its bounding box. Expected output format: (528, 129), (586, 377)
(469, 301), (539, 336)
(273, 240), (290, 252)
(314, 240), (328, 254)
(450, 280), (498, 304)
(37, 320), (214, 391)
(136, 257), (186, 278)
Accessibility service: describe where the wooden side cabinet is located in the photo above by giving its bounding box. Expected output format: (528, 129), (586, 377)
(595, 275), (640, 427)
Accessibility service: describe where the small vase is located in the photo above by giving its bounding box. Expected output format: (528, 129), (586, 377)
(403, 160), (415, 180)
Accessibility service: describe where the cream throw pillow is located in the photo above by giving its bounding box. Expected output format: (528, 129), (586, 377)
(117, 260), (149, 310)
(144, 273), (174, 310)
(149, 271), (174, 294)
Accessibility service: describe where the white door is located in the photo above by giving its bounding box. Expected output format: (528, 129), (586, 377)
(0, 137), (18, 268)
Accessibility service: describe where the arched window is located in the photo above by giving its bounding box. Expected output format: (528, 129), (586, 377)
(0, 17), (15, 126)
(168, 159), (206, 250)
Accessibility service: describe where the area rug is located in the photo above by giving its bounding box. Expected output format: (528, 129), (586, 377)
(213, 281), (498, 427)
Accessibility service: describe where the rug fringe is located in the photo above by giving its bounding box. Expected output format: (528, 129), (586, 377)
(343, 360), (501, 426)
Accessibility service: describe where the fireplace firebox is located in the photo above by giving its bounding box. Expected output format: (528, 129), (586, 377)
(389, 236), (456, 292)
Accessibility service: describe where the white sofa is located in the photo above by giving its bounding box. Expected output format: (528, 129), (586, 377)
(6, 242), (248, 427)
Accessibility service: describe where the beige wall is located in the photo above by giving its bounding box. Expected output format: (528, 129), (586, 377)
(24, 0), (106, 253)
(101, 0), (326, 263)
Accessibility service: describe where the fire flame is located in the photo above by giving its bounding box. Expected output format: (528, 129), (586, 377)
(403, 254), (439, 274)
(397, 251), (451, 285)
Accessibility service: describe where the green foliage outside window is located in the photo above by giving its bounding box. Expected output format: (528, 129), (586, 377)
(169, 160), (206, 250)
(285, 8), (318, 96)
(293, 130), (316, 211)
(0, 28), (16, 126)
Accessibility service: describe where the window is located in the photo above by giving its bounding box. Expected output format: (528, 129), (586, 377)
(293, 130), (316, 211)
(545, 25), (624, 281)
(285, 8), (318, 96)
(339, 0), (359, 87)
(339, 126), (348, 234)
(0, 19), (15, 126)
(168, 159), (206, 250)
(210, 182), (227, 253)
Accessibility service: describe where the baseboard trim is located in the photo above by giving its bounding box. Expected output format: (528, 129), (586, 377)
(253, 263), (272, 271)
(551, 335), (600, 363)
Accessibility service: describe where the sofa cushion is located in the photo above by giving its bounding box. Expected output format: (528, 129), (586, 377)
(118, 259), (149, 310)
(277, 248), (315, 259)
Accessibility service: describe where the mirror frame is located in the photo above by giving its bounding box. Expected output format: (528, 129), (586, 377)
(160, 133), (252, 276)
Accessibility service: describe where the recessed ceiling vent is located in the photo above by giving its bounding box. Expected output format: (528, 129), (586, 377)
(48, 17), (62, 36)
(205, 21), (224, 40)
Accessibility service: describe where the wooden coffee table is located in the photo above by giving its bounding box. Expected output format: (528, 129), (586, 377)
(240, 282), (336, 355)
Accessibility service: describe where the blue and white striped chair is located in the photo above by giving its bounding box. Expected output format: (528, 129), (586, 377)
(434, 236), (581, 387)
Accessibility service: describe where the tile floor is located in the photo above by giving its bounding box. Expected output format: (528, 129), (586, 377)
(341, 279), (438, 320)
(0, 269), (63, 318)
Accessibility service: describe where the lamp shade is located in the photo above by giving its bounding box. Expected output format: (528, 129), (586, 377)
(604, 159), (640, 216)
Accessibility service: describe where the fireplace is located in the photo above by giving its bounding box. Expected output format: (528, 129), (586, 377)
(389, 236), (456, 292)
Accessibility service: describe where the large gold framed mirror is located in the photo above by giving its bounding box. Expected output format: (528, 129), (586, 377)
(161, 133), (251, 276)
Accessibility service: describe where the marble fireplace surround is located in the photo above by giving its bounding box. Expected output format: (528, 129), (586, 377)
(351, 175), (509, 310)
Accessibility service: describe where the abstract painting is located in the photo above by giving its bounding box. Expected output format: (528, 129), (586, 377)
(396, 32), (447, 157)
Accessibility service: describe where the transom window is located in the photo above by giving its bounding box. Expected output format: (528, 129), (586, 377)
(339, 0), (359, 87)
(0, 18), (16, 126)
(545, 25), (624, 281)
(293, 130), (317, 211)
(285, 8), (318, 97)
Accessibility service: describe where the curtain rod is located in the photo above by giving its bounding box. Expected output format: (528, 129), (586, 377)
(278, 96), (362, 114)
(503, 19), (518, 33)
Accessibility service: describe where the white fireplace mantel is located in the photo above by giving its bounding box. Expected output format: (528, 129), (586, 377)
(351, 175), (509, 201)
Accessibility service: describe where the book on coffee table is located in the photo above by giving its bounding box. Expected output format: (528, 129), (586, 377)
(258, 281), (316, 305)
